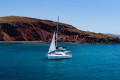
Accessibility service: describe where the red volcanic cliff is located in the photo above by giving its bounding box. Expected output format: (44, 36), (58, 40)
(0, 16), (119, 44)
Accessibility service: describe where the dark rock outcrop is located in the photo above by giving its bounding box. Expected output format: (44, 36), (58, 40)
(0, 16), (119, 44)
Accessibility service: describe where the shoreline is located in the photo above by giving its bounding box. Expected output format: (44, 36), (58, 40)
(0, 41), (119, 44)
(0, 41), (44, 43)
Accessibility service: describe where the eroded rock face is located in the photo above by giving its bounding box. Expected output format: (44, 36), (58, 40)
(0, 16), (119, 44)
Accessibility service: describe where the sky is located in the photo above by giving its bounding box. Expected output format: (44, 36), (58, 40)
(0, 0), (120, 34)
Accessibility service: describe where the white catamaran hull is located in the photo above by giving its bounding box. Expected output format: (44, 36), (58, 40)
(47, 52), (72, 59)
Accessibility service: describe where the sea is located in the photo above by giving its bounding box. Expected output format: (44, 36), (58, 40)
(0, 43), (120, 80)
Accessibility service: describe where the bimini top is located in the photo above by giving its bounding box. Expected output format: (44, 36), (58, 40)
(57, 47), (67, 50)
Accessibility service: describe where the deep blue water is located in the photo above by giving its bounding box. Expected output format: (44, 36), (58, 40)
(0, 43), (120, 80)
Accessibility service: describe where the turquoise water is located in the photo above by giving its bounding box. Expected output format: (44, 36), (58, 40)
(0, 43), (120, 80)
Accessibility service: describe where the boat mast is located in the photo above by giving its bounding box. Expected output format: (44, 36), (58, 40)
(55, 17), (59, 47)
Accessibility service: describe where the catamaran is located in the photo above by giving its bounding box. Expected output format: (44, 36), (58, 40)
(47, 17), (72, 59)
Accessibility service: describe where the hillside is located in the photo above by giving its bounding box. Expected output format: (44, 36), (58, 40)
(0, 16), (119, 44)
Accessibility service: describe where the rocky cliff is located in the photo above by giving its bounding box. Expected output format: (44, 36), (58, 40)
(0, 16), (119, 44)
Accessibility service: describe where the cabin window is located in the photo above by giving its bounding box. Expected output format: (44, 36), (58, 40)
(56, 54), (62, 55)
